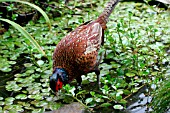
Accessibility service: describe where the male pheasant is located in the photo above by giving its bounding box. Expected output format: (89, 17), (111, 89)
(50, 0), (119, 92)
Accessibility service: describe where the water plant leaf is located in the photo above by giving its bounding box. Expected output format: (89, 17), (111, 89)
(33, 108), (45, 113)
(0, 101), (5, 106)
(85, 98), (93, 105)
(0, 107), (2, 113)
(5, 97), (15, 102)
(90, 91), (95, 96)
(126, 72), (135, 77)
(3, 105), (13, 110)
(4, 97), (15, 105)
(28, 94), (43, 100)
(6, 81), (22, 91)
(95, 98), (104, 103)
(69, 87), (76, 96)
(123, 89), (131, 95)
(15, 94), (27, 100)
(17, 101), (30, 107)
(113, 104), (123, 110)
(99, 103), (112, 107)
(0, 67), (12, 72)
(119, 99), (127, 104)
(76, 90), (87, 96)
(0, 97), (3, 101)
(8, 61), (16, 64)
(37, 60), (44, 66)
(4, 104), (24, 112)
(24, 63), (33, 67)
(116, 95), (122, 101)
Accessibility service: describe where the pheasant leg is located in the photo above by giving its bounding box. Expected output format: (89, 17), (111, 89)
(76, 76), (82, 89)
(94, 68), (101, 88)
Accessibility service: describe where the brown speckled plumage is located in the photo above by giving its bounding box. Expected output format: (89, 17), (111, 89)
(53, 0), (119, 85)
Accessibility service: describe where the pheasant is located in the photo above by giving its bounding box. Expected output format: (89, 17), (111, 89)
(50, 0), (119, 92)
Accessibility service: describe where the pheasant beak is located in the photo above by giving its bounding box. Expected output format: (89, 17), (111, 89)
(55, 78), (63, 91)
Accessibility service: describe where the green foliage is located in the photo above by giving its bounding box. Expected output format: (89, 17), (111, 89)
(0, 0), (51, 29)
(151, 77), (170, 113)
(0, 0), (169, 112)
(0, 0), (52, 56)
(0, 18), (46, 56)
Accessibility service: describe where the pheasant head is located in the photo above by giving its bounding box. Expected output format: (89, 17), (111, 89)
(50, 68), (68, 92)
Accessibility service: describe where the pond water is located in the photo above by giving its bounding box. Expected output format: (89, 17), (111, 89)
(125, 85), (152, 113)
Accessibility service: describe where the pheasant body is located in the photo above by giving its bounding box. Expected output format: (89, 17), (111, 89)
(53, 22), (102, 82)
(50, 0), (119, 92)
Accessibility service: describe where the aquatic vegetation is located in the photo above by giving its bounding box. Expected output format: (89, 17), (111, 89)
(0, 0), (169, 112)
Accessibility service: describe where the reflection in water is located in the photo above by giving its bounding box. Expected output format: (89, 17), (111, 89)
(124, 85), (153, 113)
(126, 94), (152, 113)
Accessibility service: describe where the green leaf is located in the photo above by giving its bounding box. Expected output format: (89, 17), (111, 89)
(119, 99), (127, 104)
(113, 104), (123, 110)
(28, 94), (43, 100)
(8, 61), (16, 64)
(85, 98), (93, 105)
(99, 103), (112, 107)
(116, 95), (122, 101)
(123, 89), (131, 95)
(76, 90), (87, 96)
(0, 67), (12, 72)
(4, 104), (24, 112)
(126, 72), (135, 77)
(6, 81), (22, 92)
(95, 98), (104, 102)
(0, 101), (4, 106)
(90, 91), (95, 96)
(5, 97), (15, 105)
(131, 88), (138, 93)
(24, 63), (33, 67)
(151, 71), (158, 75)
(31, 100), (48, 107)
(4, 105), (13, 110)
(0, 97), (3, 101)
(15, 94), (27, 100)
(69, 87), (76, 96)
(37, 60), (44, 66)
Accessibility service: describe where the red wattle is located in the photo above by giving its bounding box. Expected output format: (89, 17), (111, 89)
(56, 79), (63, 91)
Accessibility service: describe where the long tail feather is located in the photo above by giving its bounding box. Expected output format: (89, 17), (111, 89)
(96, 0), (119, 29)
